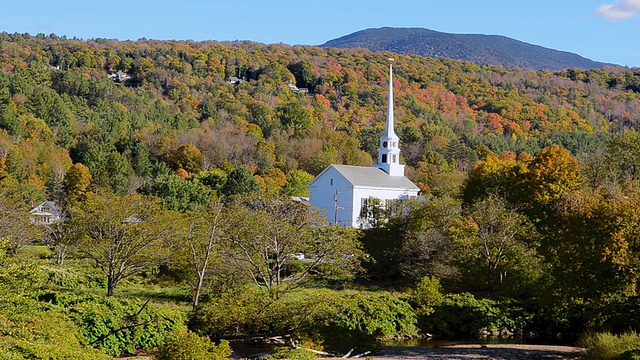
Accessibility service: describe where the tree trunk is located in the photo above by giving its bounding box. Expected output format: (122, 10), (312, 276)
(107, 275), (116, 297)
(56, 244), (66, 265)
(193, 274), (204, 309)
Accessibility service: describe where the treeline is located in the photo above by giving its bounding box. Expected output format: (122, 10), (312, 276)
(1, 32), (640, 204)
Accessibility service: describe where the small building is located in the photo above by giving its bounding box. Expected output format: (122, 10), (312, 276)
(109, 70), (131, 82)
(308, 63), (420, 228)
(29, 201), (62, 225)
(227, 76), (244, 85)
(288, 84), (310, 94)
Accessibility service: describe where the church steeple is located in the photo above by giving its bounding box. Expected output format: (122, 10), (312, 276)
(374, 60), (405, 177)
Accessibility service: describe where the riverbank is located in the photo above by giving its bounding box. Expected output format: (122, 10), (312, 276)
(369, 344), (582, 359)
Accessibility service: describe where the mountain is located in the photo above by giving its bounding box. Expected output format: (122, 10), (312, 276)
(321, 27), (611, 71)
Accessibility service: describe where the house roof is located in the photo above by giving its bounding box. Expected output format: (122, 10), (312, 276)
(29, 201), (61, 216)
(310, 165), (419, 191)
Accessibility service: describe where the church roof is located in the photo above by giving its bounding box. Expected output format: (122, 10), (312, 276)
(324, 165), (419, 190)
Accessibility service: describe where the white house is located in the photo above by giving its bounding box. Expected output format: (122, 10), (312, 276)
(308, 62), (420, 227)
(29, 201), (62, 225)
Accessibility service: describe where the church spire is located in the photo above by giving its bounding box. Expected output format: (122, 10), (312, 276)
(374, 60), (405, 177)
(384, 61), (397, 139)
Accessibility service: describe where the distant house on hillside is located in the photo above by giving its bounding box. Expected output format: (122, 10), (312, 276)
(288, 84), (310, 94)
(29, 201), (62, 225)
(227, 76), (244, 85)
(109, 70), (131, 82)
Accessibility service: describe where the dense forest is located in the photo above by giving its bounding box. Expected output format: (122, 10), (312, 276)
(2, 32), (640, 359)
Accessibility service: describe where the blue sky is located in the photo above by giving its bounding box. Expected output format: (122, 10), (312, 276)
(2, 0), (639, 67)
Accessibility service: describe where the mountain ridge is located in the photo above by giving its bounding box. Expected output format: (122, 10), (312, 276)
(321, 27), (612, 71)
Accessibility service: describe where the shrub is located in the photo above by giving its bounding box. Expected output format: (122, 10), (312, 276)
(0, 293), (110, 359)
(617, 349), (640, 360)
(192, 288), (418, 355)
(190, 286), (265, 339)
(151, 328), (232, 360)
(579, 331), (640, 360)
(309, 291), (418, 353)
(43, 265), (80, 288)
(42, 293), (185, 356)
(410, 276), (444, 316)
(421, 293), (525, 338)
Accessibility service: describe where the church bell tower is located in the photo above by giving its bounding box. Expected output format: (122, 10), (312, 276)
(374, 61), (405, 177)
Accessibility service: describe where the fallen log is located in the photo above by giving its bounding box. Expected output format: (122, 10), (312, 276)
(351, 351), (371, 358)
(342, 347), (357, 358)
(297, 346), (335, 357)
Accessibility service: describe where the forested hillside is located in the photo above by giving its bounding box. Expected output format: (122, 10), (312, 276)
(0, 32), (639, 203)
(3, 32), (640, 358)
(322, 27), (611, 71)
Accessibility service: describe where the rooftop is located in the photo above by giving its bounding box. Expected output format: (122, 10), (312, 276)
(327, 165), (419, 190)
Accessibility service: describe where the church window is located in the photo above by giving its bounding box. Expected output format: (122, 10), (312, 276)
(392, 154), (397, 163)
(381, 154), (387, 163)
(330, 178), (333, 186)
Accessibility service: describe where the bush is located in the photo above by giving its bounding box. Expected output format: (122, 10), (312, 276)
(617, 349), (640, 360)
(421, 293), (526, 338)
(192, 288), (418, 355)
(43, 265), (81, 288)
(309, 291), (418, 353)
(410, 276), (444, 316)
(579, 331), (640, 360)
(190, 286), (265, 339)
(151, 328), (232, 360)
(270, 348), (315, 360)
(37, 293), (185, 356)
(0, 293), (110, 360)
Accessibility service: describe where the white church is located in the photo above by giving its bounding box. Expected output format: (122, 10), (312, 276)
(308, 62), (420, 228)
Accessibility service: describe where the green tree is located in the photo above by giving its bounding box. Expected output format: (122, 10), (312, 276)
(189, 168), (227, 193)
(68, 193), (172, 296)
(141, 174), (212, 212)
(83, 146), (131, 194)
(277, 101), (313, 133)
(281, 169), (314, 197)
(221, 167), (259, 196)
(456, 195), (542, 294)
(173, 199), (228, 308)
(0, 84), (23, 137)
(398, 197), (462, 283)
(225, 197), (364, 292)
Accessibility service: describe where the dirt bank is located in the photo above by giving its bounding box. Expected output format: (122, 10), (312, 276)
(368, 344), (582, 359)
